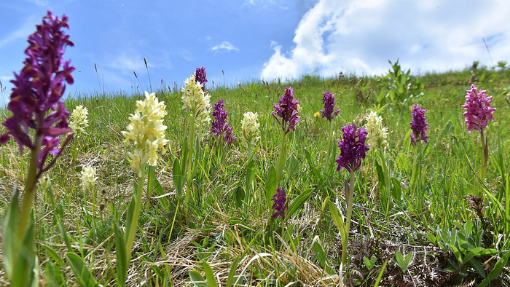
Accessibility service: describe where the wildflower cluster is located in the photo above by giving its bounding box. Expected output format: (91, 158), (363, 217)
(336, 124), (370, 172)
(69, 105), (88, 135)
(0, 11), (74, 169)
(241, 112), (260, 147)
(181, 73), (211, 123)
(122, 91), (168, 177)
(321, 91), (340, 121)
(364, 111), (388, 150)
(272, 87), (300, 133)
(410, 104), (428, 146)
(271, 187), (288, 220)
(80, 166), (97, 190)
(195, 67), (207, 92)
(211, 99), (236, 144)
(462, 84), (495, 133)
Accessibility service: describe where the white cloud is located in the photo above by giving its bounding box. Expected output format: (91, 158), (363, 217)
(28, 0), (49, 6)
(246, 0), (273, 5)
(211, 41), (239, 52)
(261, 0), (510, 81)
(0, 16), (37, 48)
(108, 53), (147, 72)
(0, 76), (13, 82)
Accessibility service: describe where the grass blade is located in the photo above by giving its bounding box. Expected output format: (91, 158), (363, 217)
(65, 252), (97, 287)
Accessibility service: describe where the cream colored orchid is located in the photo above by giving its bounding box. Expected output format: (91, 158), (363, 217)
(241, 111), (260, 147)
(69, 105), (88, 135)
(181, 73), (211, 123)
(122, 91), (169, 177)
(80, 166), (97, 190)
(364, 110), (388, 150)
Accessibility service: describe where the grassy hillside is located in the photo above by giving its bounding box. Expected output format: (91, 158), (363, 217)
(1, 65), (509, 286)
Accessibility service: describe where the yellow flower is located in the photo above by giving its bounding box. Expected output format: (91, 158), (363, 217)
(69, 105), (89, 135)
(364, 111), (388, 150)
(314, 111), (321, 118)
(181, 73), (211, 123)
(81, 166), (97, 190)
(241, 112), (260, 147)
(122, 91), (168, 176)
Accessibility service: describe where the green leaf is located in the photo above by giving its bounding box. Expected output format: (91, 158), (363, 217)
(478, 248), (499, 256)
(65, 252), (97, 287)
(12, 223), (38, 287)
(202, 261), (218, 287)
(328, 202), (346, 239)
(461, 247), (483, 264)
(478, 251), (510, 287)
(404, 252), (412, 268)
(173, 159), (184, 198)
(363, 255), (377, 270)
(304, 148), (322, 182)
(264, 166), (276, 207)
(446, 242), (462, 263)
(124, 193), (136, 244)
(226, 255), (242, 287)
(114, 224), (127, 287)
(373, 259), (388, 287)
(2, 188), (20, 280)
(395, 251), (412, 272)
(395, 251), (404, 266)
(234, 186), (245, 208)
(286, 155), (300, 175)
(229, 231), (261, 286)
(148, 165), (165, 196)
(42, 244), (65, 266)
(468, 259), (486, 278)
(44, 260), (65, 287)
(375, 161), (386, 193)
(391, 177), (402, 202)
(403, 130), (412, 150)
(56, 217), (73, 252)
(244, 161), (255, 194)
(189, 270), (207, 287)
(425, 233), (437, 246)
(284, 188), (313, 221)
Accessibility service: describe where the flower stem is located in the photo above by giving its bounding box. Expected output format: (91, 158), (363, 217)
(17, 131), (43, 242)
(410, 144), (419, 195)
(480, 128), (488, 198)
(185, 115), (196, 207)
(275, 132), (287, 187)
(345, 170), (355, 236)
(125, 170), (145, 261)
(341, 170), (356, 268)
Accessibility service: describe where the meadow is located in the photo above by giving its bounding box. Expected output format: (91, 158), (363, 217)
(1, 11), (510, 287)
(1, 61), (510, 286)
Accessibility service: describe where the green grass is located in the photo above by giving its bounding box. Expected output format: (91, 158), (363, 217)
(1, 66), (510, 286)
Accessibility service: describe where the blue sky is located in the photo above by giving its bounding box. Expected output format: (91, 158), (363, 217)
(1, 0), (510, 106)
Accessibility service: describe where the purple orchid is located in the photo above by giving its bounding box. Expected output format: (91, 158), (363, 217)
(0, 11), (74, 170)
(272, 87), (300, 133)
(410, 104), (429, 146)
(195, 67), (207, 91)
(462, 84), (495, 133)
(271, 187), (288, 220)
(336, 124), (370, 172)
(211, 99), (236, 144)
(321, 91), (340, 121)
